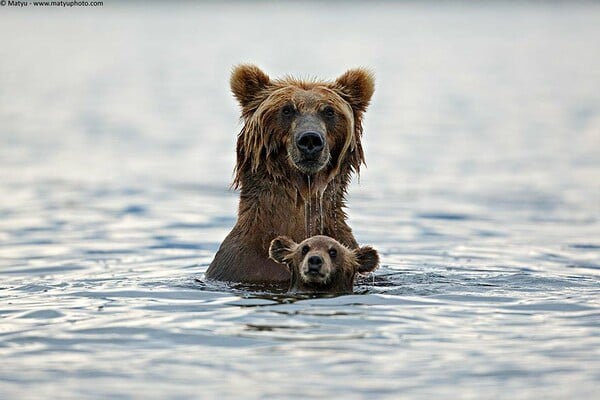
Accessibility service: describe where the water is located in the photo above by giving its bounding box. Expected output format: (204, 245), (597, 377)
(1, 2), (599, 399)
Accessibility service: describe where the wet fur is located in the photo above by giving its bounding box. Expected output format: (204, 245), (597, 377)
(206, 65), (375, 285)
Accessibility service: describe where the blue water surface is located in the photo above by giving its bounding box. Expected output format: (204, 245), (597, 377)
(1, 2), (599, 399)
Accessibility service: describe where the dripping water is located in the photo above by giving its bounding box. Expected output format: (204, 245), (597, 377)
(305, 175), (329, 237)
(330, 176), (338, 235)
(318, 188), (325, 235)
(304, 201), (309, 237)
(305, 175), (312, 237)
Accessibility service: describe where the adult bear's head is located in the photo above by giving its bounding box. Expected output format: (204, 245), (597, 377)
(229, 64), (375, 188)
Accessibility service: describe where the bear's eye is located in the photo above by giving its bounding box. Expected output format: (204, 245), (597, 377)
(323, 106), (335, 119)
(301, 245), (310, 255)
(281, 105), (295, 117)
(328, 248), (337, 258)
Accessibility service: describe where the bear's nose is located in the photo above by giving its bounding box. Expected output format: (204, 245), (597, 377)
(307, 255), (323, 273)
(296, 131), (324, 156)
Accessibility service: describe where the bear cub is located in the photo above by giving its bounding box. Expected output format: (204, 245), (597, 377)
(269, 235), (379, 294)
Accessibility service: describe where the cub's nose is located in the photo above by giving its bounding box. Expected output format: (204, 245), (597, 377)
(296, 131), (324, 157)
(307, 255), (323, 273)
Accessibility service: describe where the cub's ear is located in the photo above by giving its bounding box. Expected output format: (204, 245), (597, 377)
(355, 246), (380, 274)
(269, 236), (297, 265)
(334, 68), (375, 114)
(230, 64), (271, 109)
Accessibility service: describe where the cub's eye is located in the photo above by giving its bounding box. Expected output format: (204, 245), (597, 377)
(323, 106), (335, 119)
(281, 105), (295, 117)
(328, 248), (337, 258)
(301, 245), (310, 255)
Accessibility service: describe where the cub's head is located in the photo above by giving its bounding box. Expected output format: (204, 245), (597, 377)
(230, 64), (375, 186)
(269, 235), (379, 294)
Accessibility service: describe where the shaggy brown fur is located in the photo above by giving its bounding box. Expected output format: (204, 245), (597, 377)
(269, 235), (379, 294)
(205, 64), (375, 285)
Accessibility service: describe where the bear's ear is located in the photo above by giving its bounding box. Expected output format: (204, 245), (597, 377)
(269, 236), (297, 265)
(230, 64), (271, 109)
(354, 246), (380, 274)
(334, 68), (375, 114)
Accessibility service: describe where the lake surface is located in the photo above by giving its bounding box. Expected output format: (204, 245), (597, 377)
(1, 2), (599, 399)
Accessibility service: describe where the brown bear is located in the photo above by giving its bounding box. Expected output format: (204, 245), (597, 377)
(269, 235), (379, 294)
(205, 64), (375, 286)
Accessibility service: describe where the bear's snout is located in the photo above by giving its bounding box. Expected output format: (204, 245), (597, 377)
(301, 252), (330, 283)
(288, 113), (329, 174)
(306, 255), (324, 274)
(296, 131), (325, 158)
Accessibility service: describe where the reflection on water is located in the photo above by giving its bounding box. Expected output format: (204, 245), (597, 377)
(1, 1), (599, 399)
